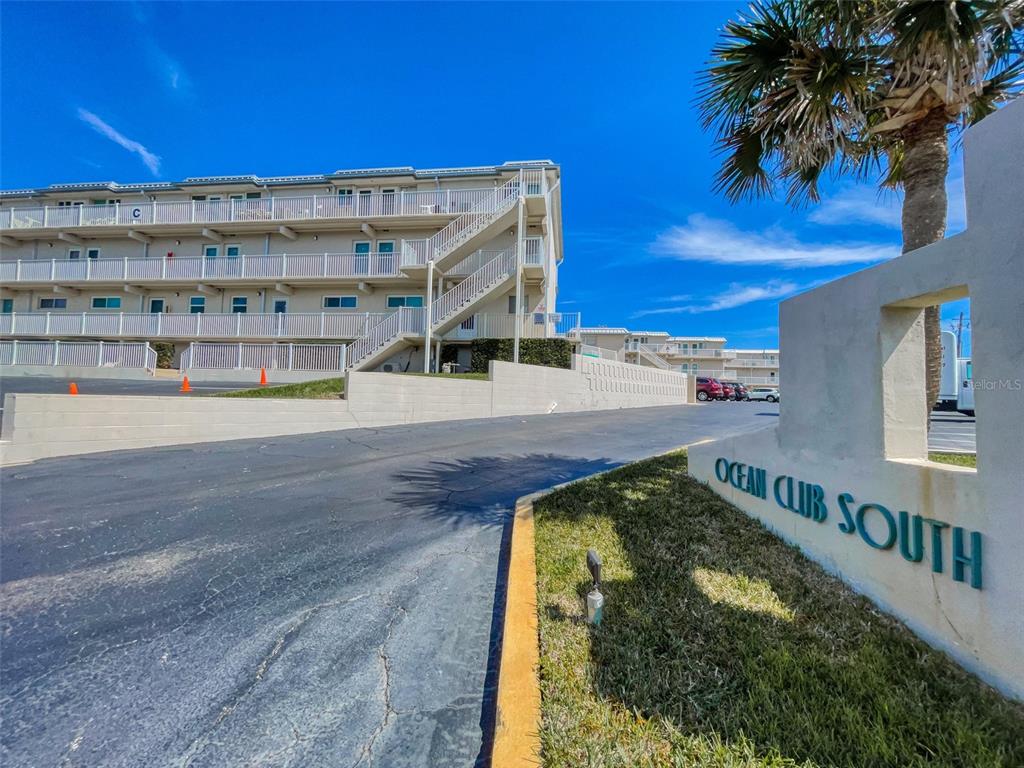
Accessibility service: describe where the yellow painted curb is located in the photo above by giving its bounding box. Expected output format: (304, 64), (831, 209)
(492, 443), (703, 767)
(492, 491), (543, 767)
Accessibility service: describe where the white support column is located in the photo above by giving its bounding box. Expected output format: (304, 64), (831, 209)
(513, 197), (525, 364)
(96, 340), (104, 367)
(423, 259), (434, 373)
(52, 339), (59, 366)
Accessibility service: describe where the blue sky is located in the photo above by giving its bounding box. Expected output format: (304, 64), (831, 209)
(0, 1), (971, 350)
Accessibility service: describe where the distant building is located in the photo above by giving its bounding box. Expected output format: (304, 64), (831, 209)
(574, 328), (779, 386)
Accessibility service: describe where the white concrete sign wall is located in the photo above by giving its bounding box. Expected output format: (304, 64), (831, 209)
(1, 356), (690, 465)
(689, 102), (1024, 699)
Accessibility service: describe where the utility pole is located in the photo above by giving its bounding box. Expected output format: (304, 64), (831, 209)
(513, 195), (525, 365)
(955, 311), (964, 356)
(423, 259), (434, 372)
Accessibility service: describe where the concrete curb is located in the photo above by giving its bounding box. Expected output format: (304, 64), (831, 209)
(491, 441), (709, 767)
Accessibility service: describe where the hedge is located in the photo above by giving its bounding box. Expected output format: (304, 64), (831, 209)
(467, 338), (573, 373)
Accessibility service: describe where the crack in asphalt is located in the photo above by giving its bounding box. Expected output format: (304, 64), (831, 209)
(174, 592), (368, 767)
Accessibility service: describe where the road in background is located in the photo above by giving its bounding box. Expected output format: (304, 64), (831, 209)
(929, 410), (977, 453)
(1, 402), (777, 767)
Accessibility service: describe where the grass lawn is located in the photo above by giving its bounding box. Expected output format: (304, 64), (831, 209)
(930, 452), (977, 468)
(214, 377), (344, 399)
(534, 452), (1022, 767)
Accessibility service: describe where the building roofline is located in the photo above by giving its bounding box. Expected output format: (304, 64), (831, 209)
(573, 327), (630, 335)
(0, 160), (560, 199)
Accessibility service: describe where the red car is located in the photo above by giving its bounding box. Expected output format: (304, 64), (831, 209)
(719, 382), (736, 401)
(695, 377), (724, 401)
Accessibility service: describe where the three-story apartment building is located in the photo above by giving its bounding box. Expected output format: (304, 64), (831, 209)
(0, 161), (571, 372)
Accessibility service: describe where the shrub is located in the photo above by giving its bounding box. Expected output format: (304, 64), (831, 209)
(152, 342), (176, 369)
(469, 338), (573, 373)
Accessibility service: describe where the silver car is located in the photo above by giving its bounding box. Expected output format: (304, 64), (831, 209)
(748, 386), (780, 403)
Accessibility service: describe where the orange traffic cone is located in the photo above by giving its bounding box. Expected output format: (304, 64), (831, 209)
(68, 382), (79, 396)
(260, 367), (268, 386)
(180, 376), (192, 393)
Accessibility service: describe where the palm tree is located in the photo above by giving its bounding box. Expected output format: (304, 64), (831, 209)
(699, 0), (1022, 422)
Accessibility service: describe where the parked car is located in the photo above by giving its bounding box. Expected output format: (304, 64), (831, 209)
(719, 382), (736, 401)
(748, 386), (780, 403)
(695, 377), (723, 401)
(721, 381), (748, 401)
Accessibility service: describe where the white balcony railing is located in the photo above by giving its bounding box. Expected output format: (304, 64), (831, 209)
(727, 359), (779, 368)
(0, 188), (498, 232)
(0, 339), (156, 370)
(440, 312), (581, 341)
(1, 309), (582, 344)
(0, 252), (403, 285)
(1, 241), (546, 285)
(0, 312), (390, 340)
(401, 169), (546, 266)
(185, 342), (347, 372)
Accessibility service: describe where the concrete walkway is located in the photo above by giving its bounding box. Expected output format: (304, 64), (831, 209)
(0, 403), (775, 767)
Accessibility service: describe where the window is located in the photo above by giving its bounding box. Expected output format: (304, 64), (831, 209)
(91, 198), (120, 205)
(57, 200), (83, 207)
(225, 244), (241, 259)
(377, 241), (395, 254)
(507, 294), (529, 314)
(189, 296), (206, 314)
(39, 298), (68, 309)
(67, 248), (82, 260)
(273, 299), (288, 314)
(1, 299), (13, 314)
(338, 188), (353, 198)
(191, 195), (207, 202)
(92, 296), (122, 309)
(323, 295), (358, 309)
(204, 245), (219, 259)
(245, 192), (261, 200)
(87, 248), (100, 260)
(354, 241), (371, 255)
(231, 296), (248, 313)
(386, 295), (423, 308)
(149, 298), (165, 313)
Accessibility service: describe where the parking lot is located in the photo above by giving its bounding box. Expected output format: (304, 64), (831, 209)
(0, 402), (779, 767)
(0, 375), (259, 429)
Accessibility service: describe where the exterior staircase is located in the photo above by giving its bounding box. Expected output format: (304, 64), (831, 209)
(344, 307), (425, 372)
(401, 169), (544, 272)
(636, 344), (673, 370)
(347, 169), (547, 373)
(344, 250), (519, 372)
(430, 250), (517, 336)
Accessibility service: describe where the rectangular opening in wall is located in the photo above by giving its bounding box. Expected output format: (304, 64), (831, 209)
(930, 297), (976, 462)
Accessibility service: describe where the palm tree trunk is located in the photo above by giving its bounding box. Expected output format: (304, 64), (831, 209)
(900, 110), (949, 429)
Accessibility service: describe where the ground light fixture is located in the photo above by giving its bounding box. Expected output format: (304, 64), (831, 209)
(586, 548), (604, 625)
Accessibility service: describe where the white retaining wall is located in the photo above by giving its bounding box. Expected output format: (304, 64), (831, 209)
(0, 365), (157, 381)
(0, 356), (690, 464)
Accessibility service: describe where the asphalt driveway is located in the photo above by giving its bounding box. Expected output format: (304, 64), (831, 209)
(0, 403), (776, 767)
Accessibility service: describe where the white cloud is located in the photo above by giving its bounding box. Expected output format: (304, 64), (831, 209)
(146, 41), (191, 95)
(808, 175), (967, 234)
(807, 186), (902, 228)
(652, 214), (899, 268)
(77, 109), (161, 176)
(633, 279), (819, 317)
